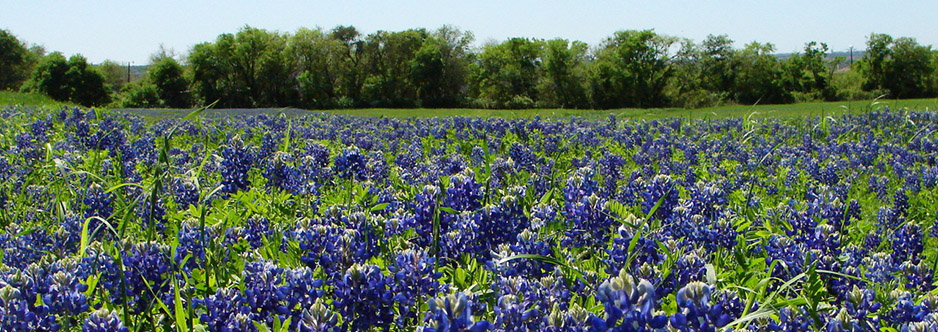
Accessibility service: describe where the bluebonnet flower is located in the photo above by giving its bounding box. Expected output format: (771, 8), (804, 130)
(563, 193), (615, 248)
(764, 236), (808, 280)
(883, 290), (930, 325)
(590, 269), (668, 330)
(477, 192), (527, 251)
(606, 221), (662, 275)
(419, 292), (492, 332)
(492, 294), (541, 331)
(82, 309), (128, 332)
(0, 284), (42, 331)
(389, 249), (443, 325)
(841, 286), (882, 330)
(508, 142), (539, 172)
(95, 242), (172, 314)
(544, 303), (591, 332)
(498, 229), (553, 278)
(197, 288), (255, 332)
(2, 225), (56, 269)
(135, 192), (166, 230)
(171, 177), (200, 208)
(688, 181), (727, 218)
(661, 249), (708, 297)
(334, 147), (367, 181)
(220, 136), (253, 194)
(297, 299), (343, 332)
(642, 174), (679, 221)
(444, 170), (483, 212)
(29, 117), (53, 141)
(893, 221), (925, 264)
(14, 132), (42, 161)
(44, 270), (90, 320)
(83, 183), (113, 219)
(669, 281), (734, 330)
(439, 212), (484, 259)
(332, 263), (395, 331)
(900, 261), (935, 293)
(242, 261), (324, 328)
(597, 154), (627, 196)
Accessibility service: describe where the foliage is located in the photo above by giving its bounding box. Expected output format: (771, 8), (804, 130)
(590, 30), (678, 108)
(6, 26), (938, 110)
(0, 29), (40, 91)
(96, 60), (129, 95)
(22, 52), (110, 106)
(858, 33), (938, 99)
(734, 42), (791, 104)
(1, 103), (938, 331)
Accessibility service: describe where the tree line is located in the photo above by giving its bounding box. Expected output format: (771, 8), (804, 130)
(2, 26), (937, 109)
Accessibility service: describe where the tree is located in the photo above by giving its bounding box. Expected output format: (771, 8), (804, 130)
(858, 33), (937, 98)
(188, 42), (225, 106)
(149, 57), (190, 107)
(189, 26), (296, 107)
(699, 34), (738, 96)
(410, 25), (474, 108)
(887, 37), (936, 98)
(734, 42), (790, 104)
(65, 55), (110, 106)
(664, 38), (714, 108)
(361, 29), (427, 107)
(858, 33), (893, 93)
(537, 38), (589, 108)
(330, 25), (366, 107)
(291, 27), (343, 108)
(117, 80), (160, 108)
(0, 29), (39, 91)
(471, 37), (542, 108)
(783, 42), (837, 101)
(97, 60), (128, 94)
(24, 52), (109, 106)
(24, 52), (71, 101)
(590, 30), (677, 108)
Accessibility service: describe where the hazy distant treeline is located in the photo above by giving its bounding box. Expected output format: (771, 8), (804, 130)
(2, 26), (937, 109)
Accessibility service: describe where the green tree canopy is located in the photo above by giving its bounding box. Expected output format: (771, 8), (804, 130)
(471, 37), (542, 108)
(590, 30), (677, 108)
(23, 52), (109, 106)
(537, 38), (589, 109)
(734, 42), (790, 104)
(0, 29), (40, 91)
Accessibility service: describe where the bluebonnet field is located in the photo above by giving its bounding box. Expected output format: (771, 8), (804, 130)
(1, 104), (938, 331)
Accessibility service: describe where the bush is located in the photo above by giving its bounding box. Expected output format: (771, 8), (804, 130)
(23, 52), (110, 106)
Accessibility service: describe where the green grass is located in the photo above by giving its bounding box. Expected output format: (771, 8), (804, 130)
(3, 90), (937, 120)
(323, 97), (938, 120)
(0, 90), (70, 109)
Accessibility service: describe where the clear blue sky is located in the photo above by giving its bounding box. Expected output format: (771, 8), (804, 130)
(3, 0), (937, 64)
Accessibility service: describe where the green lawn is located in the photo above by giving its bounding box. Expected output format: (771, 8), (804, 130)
(0, 90), (70, 109)
(322, 97), (938, 120)
(3, 90), (937, 120)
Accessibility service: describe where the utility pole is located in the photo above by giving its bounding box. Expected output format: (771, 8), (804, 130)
(127, 61), (133, 83)
(848, 46), (854, 66)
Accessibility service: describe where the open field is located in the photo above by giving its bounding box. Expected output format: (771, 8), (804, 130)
(6, 90), (935, 120)
(1, 100), (938, 330)
(0, 90), (71, 109)
(110, 98), (938, 121)
(320, 97), (938, 120)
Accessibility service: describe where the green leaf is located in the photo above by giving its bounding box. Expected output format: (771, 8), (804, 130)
(370, 203), (389, 212)
(538, 188), (554, 206)
(439, 207), (458, 214)
(183, 100), (218, 121)
(174, 277), (189, 332)
(643, 186), (670, 222)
